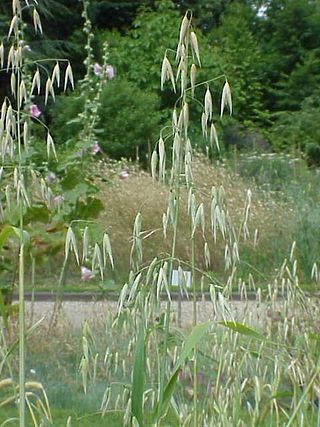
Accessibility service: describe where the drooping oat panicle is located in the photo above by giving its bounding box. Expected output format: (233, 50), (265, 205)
(220, 80), (232, 117)
(190, 31), (201, 66)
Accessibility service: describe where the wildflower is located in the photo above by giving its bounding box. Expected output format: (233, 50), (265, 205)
(30, 104), (41, 118)
(81, 266), (94, 281)
(93, 62), (102, 76)
(106, 64), (114, 79)
(91, 141), (101, 155)
(119, 170), (129, 180)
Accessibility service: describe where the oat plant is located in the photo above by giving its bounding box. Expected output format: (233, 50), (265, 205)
(0, 1), (73, 425)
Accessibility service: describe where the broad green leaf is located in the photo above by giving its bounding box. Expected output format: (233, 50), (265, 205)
(219, 321), (265, 341)
(153, 322), (210, 422)
(0, 225), (30, 251)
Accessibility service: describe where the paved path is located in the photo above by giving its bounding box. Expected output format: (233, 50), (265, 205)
(22, 297), (273, 329)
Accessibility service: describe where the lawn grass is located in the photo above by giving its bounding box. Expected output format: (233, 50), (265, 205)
(0, 407), (123, 426)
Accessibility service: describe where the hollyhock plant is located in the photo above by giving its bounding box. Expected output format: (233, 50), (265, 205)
(106, 64), (114, 80)
(30, 104), (41, 118)
(81, 266), (94, 281)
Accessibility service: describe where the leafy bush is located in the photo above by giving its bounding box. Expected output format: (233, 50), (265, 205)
(51, 79), (161, 161)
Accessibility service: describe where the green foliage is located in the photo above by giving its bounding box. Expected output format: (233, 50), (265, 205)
(204, 2), (268, 127)
(51, 79), (161, 161)
(97, 79), (160, 160)
(269, 97), (320, 155)
(101, 1), (179, 93)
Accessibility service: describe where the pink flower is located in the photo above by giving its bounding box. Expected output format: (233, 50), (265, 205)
(93, 62), (102, 76)
(30, 104), (41, 118)
(106, 64), (114, 80)
(91, 142), (101, 155)
(81, 266), (94, 281)
(119, 170), (129, 180)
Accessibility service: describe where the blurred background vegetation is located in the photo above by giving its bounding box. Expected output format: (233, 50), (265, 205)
(1, 0), (319, 162)
(1, 0), (320, 290)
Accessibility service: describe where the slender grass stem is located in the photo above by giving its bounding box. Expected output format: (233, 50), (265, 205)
(18, 243), (25, 427)
(16, 56), (26, 426)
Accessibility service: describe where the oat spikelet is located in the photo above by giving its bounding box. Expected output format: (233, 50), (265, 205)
(151, 150), (158, 182)
(220, 80), (232, 117)
(45, 77), (55, 105)
(158, 137), (165, 182)
(46, 132), (57, 161)
(8, 15), (18, 39)
(52, 62), (60, 88)
(64, 63), (74, 91)
(179, 14), (189, 45)
(190, 31), (201, 66)
(190, 63), (196, 97)
(183, 102), (189, 128)
(0, 43), (4, 68)
(204, 86), (212, 120)
(33, 8), (42, 34)
(210, 123), (219, 152)
(201, 112), (208, 138)
(31, 68), (41, 95)
(161, 56), (175, 92)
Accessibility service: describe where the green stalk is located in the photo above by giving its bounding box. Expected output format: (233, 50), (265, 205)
(16, 58), (26, 426)
(191, 234), (198, 426)
(158, 161), (182, 420)
(18, 243), (25, 427)
(30, 256), (35, 325)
